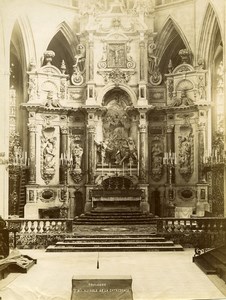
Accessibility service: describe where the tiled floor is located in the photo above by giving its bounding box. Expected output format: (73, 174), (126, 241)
(0, 249), (225, 300)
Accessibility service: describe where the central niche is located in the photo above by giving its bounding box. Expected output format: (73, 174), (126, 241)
(101, 89), (138, 166)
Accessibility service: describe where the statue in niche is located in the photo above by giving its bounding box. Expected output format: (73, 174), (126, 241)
(179, 137), (191, 169)
(151, 143), (163, 169)
(151, 141), (163, 181)
(71, 143), (83, 170)
(43, 137), (56, 171)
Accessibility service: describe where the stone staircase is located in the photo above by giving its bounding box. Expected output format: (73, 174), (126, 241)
(46, 232), (183, 252)
(193, 245), (226, 283)
(73, 210), (157, 225)
(46, 210), (183, 252)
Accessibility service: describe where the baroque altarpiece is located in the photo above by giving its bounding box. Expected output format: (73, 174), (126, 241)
(18, 1), (211, 219)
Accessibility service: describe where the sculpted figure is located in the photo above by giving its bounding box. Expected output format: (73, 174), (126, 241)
(43, 138), (56, 170)
(71, 143), (83, 169)
(120, 137), (137, 165)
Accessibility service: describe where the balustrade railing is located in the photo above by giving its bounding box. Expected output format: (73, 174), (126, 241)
(156, 217), (226, 233)
(6, 218), (73, 234)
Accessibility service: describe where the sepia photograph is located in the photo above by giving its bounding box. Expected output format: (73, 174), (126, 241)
(0, 0), (226, 299)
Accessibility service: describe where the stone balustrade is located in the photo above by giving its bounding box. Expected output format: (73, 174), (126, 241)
(6, 219), (73, 234)
(156, 217), (226, 233)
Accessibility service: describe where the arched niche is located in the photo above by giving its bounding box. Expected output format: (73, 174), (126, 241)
(97, 88), (138, 167)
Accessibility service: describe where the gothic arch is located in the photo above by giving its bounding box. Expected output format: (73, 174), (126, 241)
(97, 83), (137, 106)
(197, 3), (223, 68)
(10, 20), (30, 130)
(55, 21), (79, 57)
(155, 17), (192, 75)
(16, 16), (36, 68)
(45, 22), (77, 75)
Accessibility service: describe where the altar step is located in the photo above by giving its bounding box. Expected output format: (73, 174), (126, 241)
(193, 245), (226, 283)
(46, 233), (183, 252)
(73, 210), (157, 225)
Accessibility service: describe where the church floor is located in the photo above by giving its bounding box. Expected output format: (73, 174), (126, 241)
(0, 249), (226, 300)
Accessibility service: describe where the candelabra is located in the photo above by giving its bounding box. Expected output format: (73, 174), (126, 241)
(8, 152), (28, 217)
(163, 151), (176, 215)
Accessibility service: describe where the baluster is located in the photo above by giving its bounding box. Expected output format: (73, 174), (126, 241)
(171, 220), (175, 232)
(207, 222), (211, 233)
(42, 220), (47, 233)
(195, 220), (200, 232)
(24, 221), (29, 233)
(183, 220), (187, 232)
(201, 222), (205, 232)
(61, 221), (65, 232)
(30, 221), (35, 233)
(188, 219), (192, 232)
(167, 221), (172, 232)
(180, 220), (184, 232)
(37, 220), (41, 233)
(50, 221), (56, 232)
(164, 220), (169, 232)
(55, 221), (59, 232)
(44, 220), (49, 233)
(177, 220), (181, 232)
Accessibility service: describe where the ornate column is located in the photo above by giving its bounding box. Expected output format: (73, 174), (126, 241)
(139, 40), (145, 81)
(137, 109), (149, 213)
(28, 123), (36, 184)
(87, 124), (95, 184)
(88, 33), (94, 81)
(139, 124), (147, 182)
(198, 122), (206, 182)
(166, 125), (174, 153)
(60, 126), (68, 184)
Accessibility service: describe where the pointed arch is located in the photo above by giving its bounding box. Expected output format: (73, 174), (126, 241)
(155, 17), (192, 75)
(197, 3), (222, 67)
(16, 16), (36, 68)
(56, 21), (79, 57)
(45, 21), (77, 75)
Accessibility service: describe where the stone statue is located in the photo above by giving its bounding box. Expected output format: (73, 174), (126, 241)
(71, 143), (83, 170)
(96, 139), (112, 164)
(120, 137), (137, 165)
(43, 137), (56, 171)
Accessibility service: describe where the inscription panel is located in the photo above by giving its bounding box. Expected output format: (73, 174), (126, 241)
(71, 275), (133, 300)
